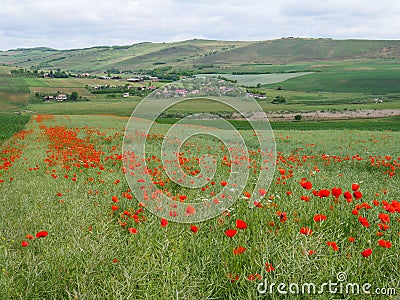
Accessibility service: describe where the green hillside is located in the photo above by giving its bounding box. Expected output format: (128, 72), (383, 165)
(1, 38), (400, 73)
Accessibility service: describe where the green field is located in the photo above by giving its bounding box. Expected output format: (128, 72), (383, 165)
(196, 72), (313, 86)
(0, 114), (399, 299)
(1, 39), (400, 299)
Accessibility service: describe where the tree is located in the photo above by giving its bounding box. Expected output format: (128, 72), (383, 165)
(70, 91), (79, 101)
(294, 114), (302, 121)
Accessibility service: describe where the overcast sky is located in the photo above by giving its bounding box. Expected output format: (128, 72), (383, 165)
(0, 0), (399, 50)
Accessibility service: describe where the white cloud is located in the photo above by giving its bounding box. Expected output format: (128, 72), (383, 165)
(0, 0), (399, 50)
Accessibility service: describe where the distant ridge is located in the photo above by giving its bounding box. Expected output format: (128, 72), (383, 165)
(1, 38), (399, 72)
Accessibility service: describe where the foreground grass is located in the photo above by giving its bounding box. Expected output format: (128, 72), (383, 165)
(0, 115), (399, 299)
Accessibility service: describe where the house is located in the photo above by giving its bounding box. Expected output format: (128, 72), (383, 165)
(43, 95), (54, 102)
(147, 86), (157, 90)
(56, 94), (67, 101)
(123, 92), (129, 98)
(127, 77), (143, 82)
(175, 89), (187, 96)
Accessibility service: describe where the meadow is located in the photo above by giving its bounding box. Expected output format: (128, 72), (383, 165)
(0, 113), (399, 299)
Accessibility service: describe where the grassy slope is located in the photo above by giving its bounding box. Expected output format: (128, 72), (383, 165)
(2, 38), (400, 72)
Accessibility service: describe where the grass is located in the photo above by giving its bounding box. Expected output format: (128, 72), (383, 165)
(196, 72), (313, 86)
(157, 116), (400, 131)
(0, 113), (31, 144)
(0, 114), (399, 299)
(264, 59), (400, 93)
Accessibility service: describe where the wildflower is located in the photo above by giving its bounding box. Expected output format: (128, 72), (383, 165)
(279, 212), (287, 223)
(161, 218), (168, 227)
(353, 191), (363, 199)
(343, 191), (353, 202)
(331, 187), (342, 198)
(378, 213), (390, 223)
(190, 225), (198, 233)
(127, 227), (138, 234)
(21, 241), (29, 247)
(185, 205), (196, 215)
(361, 248), (372, 257)
(318, 189), (330, 198)
(326, 241), (339, 251)
(377, 239), (392, 248)
(300, 227), (312, 236)
(358, 216), (370, 228)
(36, 231), (48, 238)
(236, 219), (247, 230)
(265, 263), (275, 272)
(233, 246), (246, 255)
(313, 214), (327, 222)
(225, 229), (237, 238)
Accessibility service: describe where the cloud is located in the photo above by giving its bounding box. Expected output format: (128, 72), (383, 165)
(0, 0), (399, 50)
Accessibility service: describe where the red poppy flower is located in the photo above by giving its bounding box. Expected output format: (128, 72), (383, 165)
(111, 196), (119, 203)
(326, 241), (339, 251)
(21, 241), (29, 247)
(243, 191), (251, 199)
(358, 216), (370, 228)
(343, 191), (353, 202)
(280, 212), (287, 223)
(185, 205), (196, 215)
(179, 195), (187, 202)
(331, 187), (342, 198)
(300, 227), (312, 236)
(378, 213), (390, 223)
(236, 219), (247, 230)
(300, 179), (312, 190)
(111, 205), (119, 211)
(127, 227), (138, 234)
(361, 248), (372, 257)
(221, 181), (228, 187)
(161, 218), (168, 227)
(353, 191), (362, 199)
(265, 263), (275, 272)
(225, 229), (237, 238)
(233, 246), (246, 255)
(190, 224), (198, 233)
(318, 189), (330, 198)
(352, 183), (360, 191)
(36, 230), (48, 238)
(26, 234), (34, 240)
(378, 223), (390, 231)
(313, 214), (327, 222)
(348, 237), (355, 242)
(377, 239), (392, 248)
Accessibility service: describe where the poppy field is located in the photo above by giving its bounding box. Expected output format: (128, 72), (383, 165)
(0, 110), (399, 299)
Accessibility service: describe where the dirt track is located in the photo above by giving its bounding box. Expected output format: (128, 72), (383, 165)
(234, 109), (400, 121)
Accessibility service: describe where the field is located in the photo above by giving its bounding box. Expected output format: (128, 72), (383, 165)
(196, 72), (313, 86)
(0, 114), (399, 299)
(1, 39), (400, 299)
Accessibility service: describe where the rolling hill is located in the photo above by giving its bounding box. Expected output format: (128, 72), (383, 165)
(1, 38), (400, 73)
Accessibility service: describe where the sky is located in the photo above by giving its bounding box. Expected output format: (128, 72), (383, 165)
(0, 0), (399, 51)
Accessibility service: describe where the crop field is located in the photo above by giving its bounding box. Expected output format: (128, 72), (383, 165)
(196, 72), (313, 86)
(0, 114), (399, 299)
